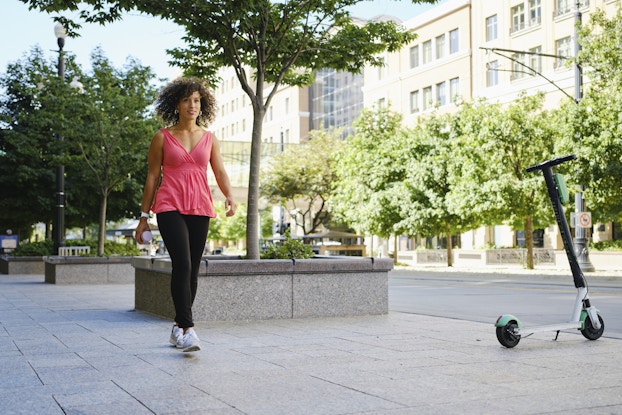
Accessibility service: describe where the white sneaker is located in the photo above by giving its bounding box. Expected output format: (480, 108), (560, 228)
(169, 325), (183, 347)
(178, 328), (201, 352)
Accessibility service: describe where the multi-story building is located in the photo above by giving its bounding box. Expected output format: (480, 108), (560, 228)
(364, 0), (471, 123)
(310, 68), (364, 138)
(209, 68), (310, 202)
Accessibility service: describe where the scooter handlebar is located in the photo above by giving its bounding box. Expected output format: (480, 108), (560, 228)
(526, 154), (576, 173)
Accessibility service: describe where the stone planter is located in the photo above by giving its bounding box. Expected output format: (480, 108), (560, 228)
(132, 256), (393, 321)
(44, 256), (134, 284)
(0, 255), (45, 275)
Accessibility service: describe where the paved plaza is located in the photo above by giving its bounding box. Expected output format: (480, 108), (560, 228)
(1, 272), (622, 415)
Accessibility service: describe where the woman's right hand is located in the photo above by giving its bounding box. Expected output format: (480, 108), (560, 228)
(135, 219), (150, 244)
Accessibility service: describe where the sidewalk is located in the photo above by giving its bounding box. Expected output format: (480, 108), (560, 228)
(1, 273), (622, 415)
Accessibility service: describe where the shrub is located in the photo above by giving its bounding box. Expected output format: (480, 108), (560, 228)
(260, 232), (314, 259)
(11, 240), (53, 256)
(590, 240), (622, 251)
(10, 239), (140, 256)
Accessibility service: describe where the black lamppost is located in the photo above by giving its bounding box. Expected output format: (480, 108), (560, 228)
(53, 22), (66, 255)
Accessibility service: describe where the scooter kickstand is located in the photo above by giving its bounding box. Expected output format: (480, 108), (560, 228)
(553, 330), (560, 341)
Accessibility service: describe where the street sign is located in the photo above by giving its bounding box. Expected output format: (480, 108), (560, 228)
(577, 212), (592, 228)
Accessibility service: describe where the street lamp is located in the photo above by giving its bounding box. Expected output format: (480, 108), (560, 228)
(53, 22), (66, 255)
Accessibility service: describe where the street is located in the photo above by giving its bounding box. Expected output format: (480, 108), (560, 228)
(389, 268), (622, 340)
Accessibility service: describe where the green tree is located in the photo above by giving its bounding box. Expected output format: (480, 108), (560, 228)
(69, 48), (159, 255)
(452, 94), (557, 268)
(20, 0), (434, 259)
(396, 112), (479, 266)
(261, 128), (342, 235)
(0, 46), (83, 240)
(0, 44), (158, 254)
(554, 8), (622, 223)
(209, 203), (248, 245)
(332, 106), (409, 257)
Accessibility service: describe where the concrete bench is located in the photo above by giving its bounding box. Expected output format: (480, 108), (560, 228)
(58, 246), (91, 256)
(0, 255), (45, 274)
(45, 256), (133, 284)
(132, 256), (393, 321)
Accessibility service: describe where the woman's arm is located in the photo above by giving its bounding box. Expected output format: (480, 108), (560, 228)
(135, 131), (164, 242)
(210, 134), (237, 217)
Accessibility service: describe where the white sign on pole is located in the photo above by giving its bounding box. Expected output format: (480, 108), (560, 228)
(577, 212), (592, 228)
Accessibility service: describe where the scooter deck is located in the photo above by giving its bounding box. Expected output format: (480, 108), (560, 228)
(516, 321), (581, 336)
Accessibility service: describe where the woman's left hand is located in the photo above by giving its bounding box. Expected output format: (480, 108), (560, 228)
(225, 197), (237, 217)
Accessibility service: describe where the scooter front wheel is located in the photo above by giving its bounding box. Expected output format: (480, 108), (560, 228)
(496, 322), (521, 348)
(581, 314), (604, 340)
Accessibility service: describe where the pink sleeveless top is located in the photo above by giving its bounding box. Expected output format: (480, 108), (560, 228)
(151, 128), (216, 217)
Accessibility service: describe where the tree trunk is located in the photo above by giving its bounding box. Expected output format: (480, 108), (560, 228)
(393, 234), (398, 261)
(98, 195), (107, 256)
(525, 216), (534, 269)
(446, 224), (453, 267)
(245, 104), (266, 260)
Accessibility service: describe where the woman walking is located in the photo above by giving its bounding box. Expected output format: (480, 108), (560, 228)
(135, 77), (236, 352)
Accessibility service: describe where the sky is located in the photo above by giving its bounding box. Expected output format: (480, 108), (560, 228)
(2, 1), (442, 82)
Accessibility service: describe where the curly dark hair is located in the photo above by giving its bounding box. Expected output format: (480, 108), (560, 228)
(155, 77), (217, 127)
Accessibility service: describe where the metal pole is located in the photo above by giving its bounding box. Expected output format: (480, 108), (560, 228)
(573, 0), (595, 272)
(279, 129), (285, 235)
(53, 35), (66, 255)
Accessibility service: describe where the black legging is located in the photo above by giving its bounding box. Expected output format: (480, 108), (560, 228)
(157, 211), (210, 329)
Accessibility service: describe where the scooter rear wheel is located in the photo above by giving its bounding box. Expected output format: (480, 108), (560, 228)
(581, 314), (604, 340)
(496, 322), (521, 348)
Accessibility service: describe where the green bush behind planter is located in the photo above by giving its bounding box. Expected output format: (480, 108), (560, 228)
(260, 234), (314, 259)
(11, 239), (140, 257)
(590, 240), (622, 251)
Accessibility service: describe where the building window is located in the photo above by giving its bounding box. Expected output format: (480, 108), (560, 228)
(486, 15), (498, 41)
(449, 77), (460, 103)
(378, 56), (386, 79)
(436, 34), (446, 59)
(449, 29), (459, 54)
(529, 46), (542, 75)
(555, 0), (588, 17)
(487, 60), (499, 86)
(556, 36), (571, 68)
(511, 3), (526, 33)
(529, 0), (541, 26)
(422, 86), (432, 110)
(410, 90), (419, 113)
(511, 53), (526, 80)
(377, 98), (386, 108)
(422, 40), (432, 64)
(285, 97), (290, 114)
(436, 81), (447, 106)
(409, 45), (419, 68)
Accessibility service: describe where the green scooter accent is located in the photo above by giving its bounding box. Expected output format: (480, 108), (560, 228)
(495, 314), (522, 328)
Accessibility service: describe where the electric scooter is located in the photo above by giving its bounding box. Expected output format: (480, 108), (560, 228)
(494, 154), (604, 348)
